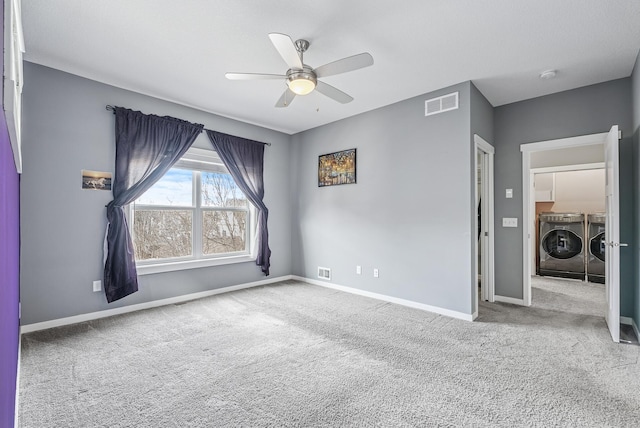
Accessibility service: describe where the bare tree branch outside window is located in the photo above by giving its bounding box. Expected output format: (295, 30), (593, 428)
(132, 167), (249, 261)
(201, 172), (247, 254)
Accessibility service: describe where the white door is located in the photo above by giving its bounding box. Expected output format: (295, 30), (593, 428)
(474, 135), (495, 316)
(480, 150), (493, 303)
(604, 125), (620, 343)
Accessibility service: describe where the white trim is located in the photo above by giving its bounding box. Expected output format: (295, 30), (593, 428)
(474, 134), (495, 154)
(522, 149), (532, 306)
(494, 295), (526, 306)
(137, 254), (256, 275)
(620, 316), (633, 325)
(293, 275), (474, 321)
(4, 0), (25, 173)
(521, 131), (611, 308)
(180, 147), (223, 165)
(474, 134), (496, 314)
(620, 316), (640, 340)
(20, 275), (293, 333)
(531, 162), (604, 174)
(472, 310), (478, 320)
(528, 162), (606, 273)
(520, 132), (609, 152)
(14, 332), (21, 428)
(619, 316), (640, 341)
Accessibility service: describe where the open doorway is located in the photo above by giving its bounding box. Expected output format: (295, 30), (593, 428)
(532, 165), (605, 280)
(531, 166), (606, 322)
(521, 127), (622, 342)
(474, 135), (495, 319)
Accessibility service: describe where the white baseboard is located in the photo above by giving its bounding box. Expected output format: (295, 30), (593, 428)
(292, 275), (473, 321)
(14, 333), (21, 428)
(620, 316), (640, 339)
(20, 275), (293, 334)
(620, 316), (633, 325)
(494, 295), (526, 306)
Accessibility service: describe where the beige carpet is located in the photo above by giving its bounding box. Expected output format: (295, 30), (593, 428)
(18, 278), (640, 427)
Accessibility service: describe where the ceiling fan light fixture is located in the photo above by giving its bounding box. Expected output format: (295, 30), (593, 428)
(287, 69), (317, 95)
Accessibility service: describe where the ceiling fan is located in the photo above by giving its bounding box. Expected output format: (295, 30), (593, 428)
(225, 33), (374, 108)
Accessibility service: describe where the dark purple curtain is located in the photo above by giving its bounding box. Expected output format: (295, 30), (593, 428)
(104, 107), (204, 302)
(206, 130), (271, 275)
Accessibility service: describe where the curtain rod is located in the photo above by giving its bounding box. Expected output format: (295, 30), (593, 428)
(105, 105), (271, 146)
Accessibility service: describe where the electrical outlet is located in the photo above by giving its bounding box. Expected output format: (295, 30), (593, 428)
(373, 268), (379, 278)
(93, 280), (102, 292)
(356, 265), (362, 275)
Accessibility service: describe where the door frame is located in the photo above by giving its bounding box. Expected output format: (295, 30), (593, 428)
(474, 134), (495, 319)
(521, 130), (618, 310)
(530, 163), (605, 270)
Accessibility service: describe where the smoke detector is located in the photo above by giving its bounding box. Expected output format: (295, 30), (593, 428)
(539, 70), (557, 80)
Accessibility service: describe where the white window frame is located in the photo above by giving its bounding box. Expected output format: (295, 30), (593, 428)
(130, 148), (257, 275)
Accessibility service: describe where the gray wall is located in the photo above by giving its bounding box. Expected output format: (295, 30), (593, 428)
(292, 82), (475, 316)
(20, 63), (292, 324)
(493, 78), (634, 315)
(632, 52), (640, 328)
(21, 60), (637, 325)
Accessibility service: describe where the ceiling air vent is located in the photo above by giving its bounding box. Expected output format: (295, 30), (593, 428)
(425, 92), (459, 116)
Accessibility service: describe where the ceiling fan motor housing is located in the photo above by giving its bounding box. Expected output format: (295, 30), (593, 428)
(287, 65), (316, 83)
(287, 65), (317, 95)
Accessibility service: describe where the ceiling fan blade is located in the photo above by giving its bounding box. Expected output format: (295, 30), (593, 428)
(314, 53), (374, 78)
(225, 72), (285, 80)
(275, 88), (297, 108)
(268, 33), (303, 69)
(315, 81), (353, 104)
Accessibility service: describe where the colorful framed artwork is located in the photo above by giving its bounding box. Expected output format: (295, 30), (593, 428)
(318, 148), (357, 187)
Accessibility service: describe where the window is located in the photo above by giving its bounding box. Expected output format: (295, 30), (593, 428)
(130, 148), (254, 273)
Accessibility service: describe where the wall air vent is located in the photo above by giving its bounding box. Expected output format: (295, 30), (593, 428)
(317, 267), (331, 281)
(425, 92), (459, 116)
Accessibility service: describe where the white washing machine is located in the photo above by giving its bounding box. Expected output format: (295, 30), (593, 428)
(539, 212), (586, 280)
(587, 213), (606, 284)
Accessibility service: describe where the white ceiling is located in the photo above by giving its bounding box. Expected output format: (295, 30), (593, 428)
(21, 0), (640, 135)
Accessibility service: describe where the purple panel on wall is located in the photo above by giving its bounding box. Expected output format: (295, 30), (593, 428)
(0, 111), (20, 427)
(0, 1), (21, 425)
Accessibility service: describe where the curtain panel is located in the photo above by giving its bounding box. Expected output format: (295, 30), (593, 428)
(206, 130), (272, 275)
(104, 107), (204, 302)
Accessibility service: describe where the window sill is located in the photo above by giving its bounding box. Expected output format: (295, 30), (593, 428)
(136, 254), (255, 276)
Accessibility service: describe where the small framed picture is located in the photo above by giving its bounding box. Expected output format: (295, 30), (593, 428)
(318, 148), (356, 187)
(82, 170), (112, 191)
